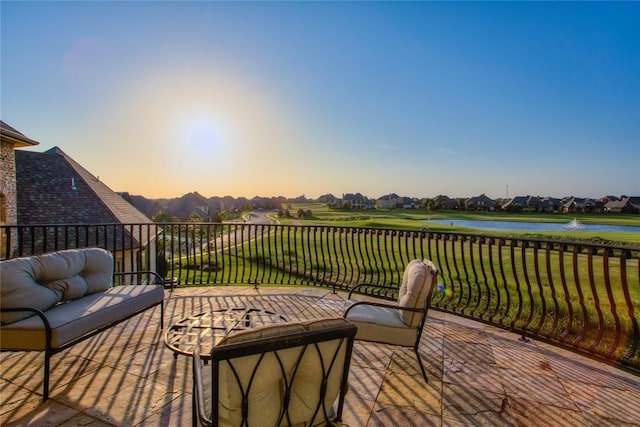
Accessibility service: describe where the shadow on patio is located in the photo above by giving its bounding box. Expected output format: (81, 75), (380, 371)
(1, 287), (639, 426)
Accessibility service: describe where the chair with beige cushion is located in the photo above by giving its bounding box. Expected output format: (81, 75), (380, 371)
(192, 317), (357, 427)
(342, 259), (438, 382)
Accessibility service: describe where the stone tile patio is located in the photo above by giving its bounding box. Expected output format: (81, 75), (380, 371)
(1, 286), (639, 426)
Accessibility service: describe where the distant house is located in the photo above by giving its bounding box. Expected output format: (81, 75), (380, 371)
(525, 196), (541, 211)
(432, 194), (458, 210)
(316, 194), (338, 204)
(502, 195), (557, 212)
(377, 193), (401, 209)
(604, 197), (640, 214)
(600, 195), (620, 204)
(562, 197), (600, 214)
(342, 193), (373, 210)
(401, 197), (419, 209)
(501, 196), (528, 212)
(13, 145), (155, 273)
(539, 197), (562, 213)
(465, 193), (495, 211)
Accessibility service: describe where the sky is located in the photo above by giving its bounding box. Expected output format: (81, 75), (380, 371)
(2, 1), (639, 200)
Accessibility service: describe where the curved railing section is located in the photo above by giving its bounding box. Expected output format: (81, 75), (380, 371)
(2, 222), (639, 374)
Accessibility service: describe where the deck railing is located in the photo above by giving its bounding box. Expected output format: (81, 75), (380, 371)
(2, 222), (639, 374)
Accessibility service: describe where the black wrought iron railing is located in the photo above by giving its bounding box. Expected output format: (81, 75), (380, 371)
(2, 222), (639, 374)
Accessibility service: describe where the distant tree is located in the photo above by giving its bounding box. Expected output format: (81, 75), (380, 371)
(423, 199), (434, 211)
(152, 210), (174, 223)
(189, 213), (203, 222)
(296, 209), (313, 219)
(209, 210), (221, 223)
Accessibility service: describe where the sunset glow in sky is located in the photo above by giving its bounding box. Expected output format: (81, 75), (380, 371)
(2, 2), (639, 199)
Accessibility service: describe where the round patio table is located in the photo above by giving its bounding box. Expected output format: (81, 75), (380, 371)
(164, 307), (289, 359)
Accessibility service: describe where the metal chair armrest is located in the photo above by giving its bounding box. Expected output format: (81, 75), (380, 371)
(113, 270), (167, 288)
(192, 348), (212, 427)
(347, 283), (399, 299)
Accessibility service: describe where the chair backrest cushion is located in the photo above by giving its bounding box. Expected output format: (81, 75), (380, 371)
(0, 248), (114, 324)
(397, 259), (437, 327)
(287, 318), (351, 426)
(214, 318), (353, 427)
(216, 322), (304, 426)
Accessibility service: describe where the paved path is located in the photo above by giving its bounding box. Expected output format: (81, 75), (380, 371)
(1, 287), (639, 426)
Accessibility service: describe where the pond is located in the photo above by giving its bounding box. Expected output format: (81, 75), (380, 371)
(425, 218), (640, 233)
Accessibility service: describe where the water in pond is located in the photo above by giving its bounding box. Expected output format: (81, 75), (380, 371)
(425, 218), (640, 233)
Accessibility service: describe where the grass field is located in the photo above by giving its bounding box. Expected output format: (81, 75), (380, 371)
(277, 202), (640, 245)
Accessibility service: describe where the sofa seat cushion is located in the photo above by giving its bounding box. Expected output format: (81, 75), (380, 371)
(345, 303), (417, 347)
(0, 285), (164, 351)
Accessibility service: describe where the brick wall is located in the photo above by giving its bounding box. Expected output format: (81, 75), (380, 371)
(0, 140), (17, 225)
(1, 140), (17, 258)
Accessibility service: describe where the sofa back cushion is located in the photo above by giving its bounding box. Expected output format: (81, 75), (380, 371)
(397, 259), (438, 327)
(0, 248), (114, 324)
(75, 248), (114, 294)
(0, 257), (60, 324)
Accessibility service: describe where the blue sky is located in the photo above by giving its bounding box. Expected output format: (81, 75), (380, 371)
(2, 1), (639, 199)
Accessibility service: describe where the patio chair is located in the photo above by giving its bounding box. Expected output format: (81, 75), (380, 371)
(192, 317), (357, 427)
(342, 259), (438, 382)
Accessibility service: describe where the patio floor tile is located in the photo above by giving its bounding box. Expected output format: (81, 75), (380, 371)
(1, 286), (638, 426)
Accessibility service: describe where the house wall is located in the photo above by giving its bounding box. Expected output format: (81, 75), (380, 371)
(0, 141), (18, 258)
(0, 140), (17, 225)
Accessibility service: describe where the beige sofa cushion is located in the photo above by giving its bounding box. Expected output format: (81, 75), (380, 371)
(81, 248), (115, 294)
(397, 259), (436, 327)
(0, 285), (164, 350)
(41, 248), (113, 298)
(0, 248), (114, 324)
(0, 257), (59, 324)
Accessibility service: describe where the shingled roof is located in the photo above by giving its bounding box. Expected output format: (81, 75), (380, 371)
(0, 120), (40, 147)
(15, 147), (152, 250)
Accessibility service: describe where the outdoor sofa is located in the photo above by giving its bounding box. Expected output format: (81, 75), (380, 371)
(0, 247), (164, 401)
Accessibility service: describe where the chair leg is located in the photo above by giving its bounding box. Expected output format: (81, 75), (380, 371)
(43, 350), (51, 401)
(415, 349), (428, 383)
(160, 301), (164, 330)
(192, 385), (198, 427)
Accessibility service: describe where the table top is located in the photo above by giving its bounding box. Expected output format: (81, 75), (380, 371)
(164, 307), (289, 358)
